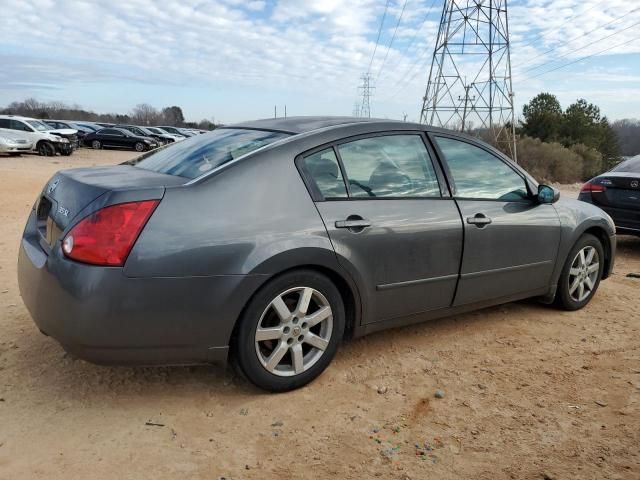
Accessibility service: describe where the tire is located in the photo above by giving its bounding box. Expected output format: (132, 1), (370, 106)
(555, 233), (604, 311)
(234, 269), (345, 392)
(134, 142), (145, 152)
(37, 141), (55, 157)
(91, 140), (102, 150)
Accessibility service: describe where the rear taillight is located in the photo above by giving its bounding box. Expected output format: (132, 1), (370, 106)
(580, 181), (606, 193)
(62, 200), (159, 266)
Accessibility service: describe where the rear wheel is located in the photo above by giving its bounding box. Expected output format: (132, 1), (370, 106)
(555, 233), (604, 310)
(37, 141), (55, 157)
(134, 142), (145, 152)
(91, 140), (102, 150)
(234, 270), (345, 392)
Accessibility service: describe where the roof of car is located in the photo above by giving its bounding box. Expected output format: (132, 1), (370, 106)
(227, 116), (408, 134)
(0, 114), (40, 121)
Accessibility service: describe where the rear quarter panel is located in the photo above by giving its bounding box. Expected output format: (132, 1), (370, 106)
(125, 148), (338, 278)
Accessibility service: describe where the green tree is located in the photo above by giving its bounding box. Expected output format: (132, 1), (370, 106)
(561, 99), (620, 169)
(597, 118), (621, 170)
(561, 98), (601, 147)
(521, 93), (563, 142)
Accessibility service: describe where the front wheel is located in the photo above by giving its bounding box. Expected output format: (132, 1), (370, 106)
(37, 141), (55, 157)
(555, 233), (604, 310)
(134, 142), (145, 152)
(234, 270), (345, 392)
(91, 140), (102, 150)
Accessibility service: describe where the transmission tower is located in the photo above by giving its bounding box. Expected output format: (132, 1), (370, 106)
(358, 73), (375, 118)
(420, 0), (517, 161)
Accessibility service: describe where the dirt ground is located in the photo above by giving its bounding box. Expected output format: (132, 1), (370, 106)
(0, 149), (638, 480)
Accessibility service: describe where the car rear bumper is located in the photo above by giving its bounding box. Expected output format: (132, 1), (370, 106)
(17, 210), (266, 366)
(578, 193), (640, 235)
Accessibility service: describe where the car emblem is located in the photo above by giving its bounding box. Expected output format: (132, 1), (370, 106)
(47, 179), (59, 194)
(631, 180), (639, 188)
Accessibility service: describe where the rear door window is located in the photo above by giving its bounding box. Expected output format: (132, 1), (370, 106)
(336, 135), (441, 198)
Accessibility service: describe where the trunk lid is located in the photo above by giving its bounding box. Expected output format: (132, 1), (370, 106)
(36, 165), (185, 247)
(595, 172), (640, 210)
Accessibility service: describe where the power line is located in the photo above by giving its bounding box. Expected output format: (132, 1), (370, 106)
(379, 0), (441, 98)
(514, 6), (640, 69)
(516, 18), (640, 77)
(367, 0), (392, 73)
(521, 34), (640, 81)
(377, 0), (439, 84)
(514, 1), (602, 51)
(375, 0), (409, 82)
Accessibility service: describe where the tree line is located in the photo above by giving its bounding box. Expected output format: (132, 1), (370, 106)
(498, 92), (637, 183)
(0, 98), (217, 130)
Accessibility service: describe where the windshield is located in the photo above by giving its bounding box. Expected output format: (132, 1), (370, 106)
(130, 128), (290, 179)
(27, 120), (51, 131)
(146, 127), (163, 134)
(611, 157), (640, 174)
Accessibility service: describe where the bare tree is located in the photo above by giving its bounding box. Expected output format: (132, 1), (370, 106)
(130, 103), (160, 125)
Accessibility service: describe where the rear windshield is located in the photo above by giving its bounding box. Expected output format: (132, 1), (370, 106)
(611, 157), (640, 174)
(129, 128), (290, 179)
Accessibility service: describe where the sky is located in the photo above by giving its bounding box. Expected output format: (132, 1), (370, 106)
(0, 0), (639, 124)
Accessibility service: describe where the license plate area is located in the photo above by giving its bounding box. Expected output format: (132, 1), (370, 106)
(36, 196), (54, 245)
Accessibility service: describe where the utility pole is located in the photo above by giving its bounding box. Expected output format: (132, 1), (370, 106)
(274, 105), (277, 118)
(353, 102), (361, 117)
(358, 73), (374, 119)
(420, 0), (517, 161)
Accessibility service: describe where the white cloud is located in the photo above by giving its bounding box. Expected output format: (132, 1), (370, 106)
(0, 0), (638, 121)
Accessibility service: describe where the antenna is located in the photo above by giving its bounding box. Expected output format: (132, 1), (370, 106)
(420, 0), (517, 161)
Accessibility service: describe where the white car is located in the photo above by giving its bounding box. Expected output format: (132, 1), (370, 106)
(0, 115), (77, 156)
(0, 132), (33, 155)
(147, 127), (186, 142)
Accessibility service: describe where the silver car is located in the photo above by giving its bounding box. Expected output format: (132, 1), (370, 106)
(18, 117), (616, 391)
(0, 132), (33, 155)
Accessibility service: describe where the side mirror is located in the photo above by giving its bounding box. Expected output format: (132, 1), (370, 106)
(538, 184), (560, 204)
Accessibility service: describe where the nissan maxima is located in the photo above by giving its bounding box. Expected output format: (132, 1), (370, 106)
(579, 156), (640, 235)
(18, 117), (616, 391)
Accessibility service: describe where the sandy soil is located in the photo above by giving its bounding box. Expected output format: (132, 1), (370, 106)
(0, 149), (639, 479)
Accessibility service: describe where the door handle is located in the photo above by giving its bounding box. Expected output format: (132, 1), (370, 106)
(466, 213), (492, 227)
(335, 216), (371, 230)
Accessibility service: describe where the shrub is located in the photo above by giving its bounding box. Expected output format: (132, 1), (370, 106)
(516, 136), (583, 183)
(570, 144), (603, 180)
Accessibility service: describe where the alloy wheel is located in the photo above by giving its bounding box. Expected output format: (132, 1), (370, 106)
(254, 286), (333, 377)
(568, 246), (599, 302)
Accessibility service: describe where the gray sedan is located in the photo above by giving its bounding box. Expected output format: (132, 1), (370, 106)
(18, 117), (616, 391)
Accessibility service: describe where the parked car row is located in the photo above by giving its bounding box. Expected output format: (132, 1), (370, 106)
(0, 114), (209, 156)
